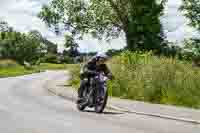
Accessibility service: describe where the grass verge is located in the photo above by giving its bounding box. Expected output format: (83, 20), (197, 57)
(68, 51), (200, 109)
(0, 60), (71, 78)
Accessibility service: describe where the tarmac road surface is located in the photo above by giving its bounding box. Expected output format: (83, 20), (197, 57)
(0, 71), (199, 133)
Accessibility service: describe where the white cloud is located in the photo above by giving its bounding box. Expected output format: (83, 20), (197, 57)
(0, 0), (64, 48)
(0, 0), (49, 33)
(163, 0), (198, 42)
(77, 37), (126, 53)
(0, 0), (198, 52)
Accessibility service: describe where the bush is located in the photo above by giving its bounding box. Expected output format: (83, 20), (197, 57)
(60, 56), (73, 64)
(68, 51), (200, 109)
(43, 53), (58, 64)
(0, 59), (19, 68)
(67, 64), (81, 88)
(107, 51), (200, 109)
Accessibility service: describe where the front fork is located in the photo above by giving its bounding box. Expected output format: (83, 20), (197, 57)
(88, 79), (107, 105)
(95, 81), (107, 103)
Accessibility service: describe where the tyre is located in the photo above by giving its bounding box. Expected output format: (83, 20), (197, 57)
(77, 103), (86, 111)
(95, 87), (108, 113)
(76, 86), (88, 111)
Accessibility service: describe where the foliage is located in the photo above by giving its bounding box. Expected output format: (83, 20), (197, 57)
(67, 64), (81, 88)
(45, 40), (58, 54)
(28, 30), (43, 41)
(180, 0), (200, 63)
(69, 51), (200, 109)
(180, 0), (200, 31)
(42, 53), (59, 64)
(0, 62), (68, 78)
(106, 49), (123, 57)
(107, 51), (200, 108)
(0, 20), (59, 65)
(28, 30), (58, 54)
(157, 43), (180, 58)
(0, 66), (38, 78)
(64, 34), (78, 48)
(64, 34), (79, 57)
(37, 63), (68, 70)
(177, 39), (200, 62)
(60, 55), (74, 63)
(0, 59), (19, 68)
(0, 31), (43, 65)
(0, 21), (13, 32)
(38, 0), (166, 51)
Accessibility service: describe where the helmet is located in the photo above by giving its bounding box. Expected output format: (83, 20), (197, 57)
(95, 52), (108, 60)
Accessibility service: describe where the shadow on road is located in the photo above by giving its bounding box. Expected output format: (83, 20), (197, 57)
(82, 110), (124, 115)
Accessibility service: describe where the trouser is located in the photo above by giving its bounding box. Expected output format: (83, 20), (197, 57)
(78, 79), (87, 98)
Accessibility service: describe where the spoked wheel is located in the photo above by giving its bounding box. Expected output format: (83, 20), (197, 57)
(94, 86), (108, 113)
(77, 87), (88, 111)
(77, 102), (86, 111)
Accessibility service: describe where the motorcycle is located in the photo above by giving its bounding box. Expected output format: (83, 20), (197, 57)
(77, 72), (109, 113)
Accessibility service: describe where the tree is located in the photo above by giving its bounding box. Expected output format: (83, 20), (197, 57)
(0, 21), (59, 65)
(38, 0), (166, 51)
(106, 49), (122, 56)
(0, 21), (9, 32)
(0, 22), (13, 32)
(64, 34), (78, 49)
(180, 0), (200, 31)
(28, 30), (58, 54)
(0, 29), (44, 65)
(0, 20), (13, 40)
(28, 30), (43, 41)
(180, 0), (200, 65)
(43, 39), (58, 54)
(64, 34), (79, 57)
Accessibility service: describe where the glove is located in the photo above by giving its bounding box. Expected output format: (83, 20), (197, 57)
(107, 73), (115, 80)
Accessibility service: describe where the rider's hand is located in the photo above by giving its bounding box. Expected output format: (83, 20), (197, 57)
(107, 73), (114, 80)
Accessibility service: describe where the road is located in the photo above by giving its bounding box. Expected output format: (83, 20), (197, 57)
(0, 71), (199, 133)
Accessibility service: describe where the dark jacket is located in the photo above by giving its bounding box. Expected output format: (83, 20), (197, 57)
(80, 57), (112, 79)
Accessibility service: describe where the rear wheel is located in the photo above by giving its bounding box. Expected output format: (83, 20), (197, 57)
(77, 86), (88, 111)
(77, 103), (86, 111)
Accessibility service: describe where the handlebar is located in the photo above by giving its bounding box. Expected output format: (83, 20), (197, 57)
(87, 70), (114, 80)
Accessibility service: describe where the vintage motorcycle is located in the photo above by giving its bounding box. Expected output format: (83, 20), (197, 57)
(77, 72), (109, 113)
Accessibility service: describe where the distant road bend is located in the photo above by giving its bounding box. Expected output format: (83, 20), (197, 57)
(0, 71), (199, 133)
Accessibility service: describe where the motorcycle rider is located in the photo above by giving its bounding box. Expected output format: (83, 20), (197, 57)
(77, 52), (113, 103)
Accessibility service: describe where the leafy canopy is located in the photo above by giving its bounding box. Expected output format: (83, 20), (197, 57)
(39, 0), (166, 50)
(0, 20), (58, 64)
(180, 0), (200, 31)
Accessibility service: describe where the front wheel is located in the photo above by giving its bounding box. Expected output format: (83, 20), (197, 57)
(94, 87), (108, 113)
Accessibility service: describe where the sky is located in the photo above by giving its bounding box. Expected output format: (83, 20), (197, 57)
(0, 0), (198, 52)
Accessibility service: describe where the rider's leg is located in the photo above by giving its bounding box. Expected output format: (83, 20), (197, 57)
(77, 78), (89, 104)
(78, 80), (86, 98)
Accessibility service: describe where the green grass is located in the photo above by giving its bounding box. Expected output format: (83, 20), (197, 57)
(65, 64), (81, 89)
(107, 51), (200, 109)
(0, 59), (37, 78)
(0, 66), (40, 78)
(0, 60), (71, 78)
(35, 63), (68, 71)
(68, 51), (200, 109)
